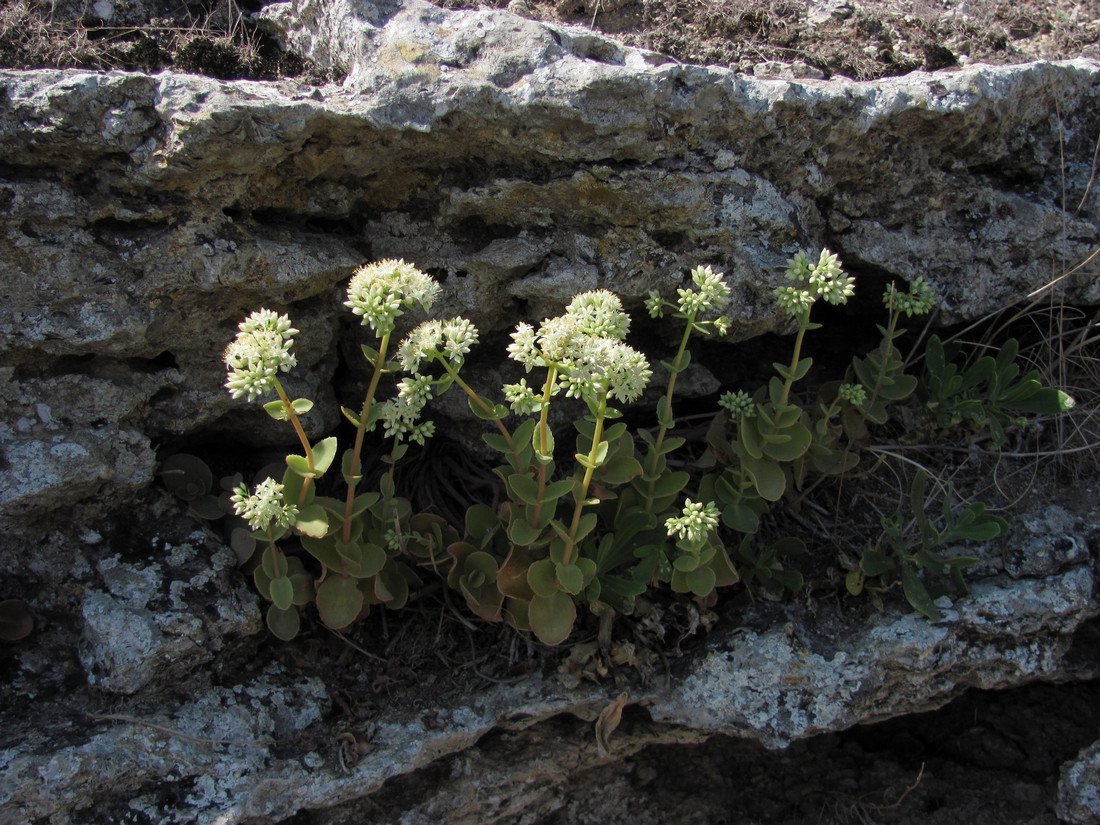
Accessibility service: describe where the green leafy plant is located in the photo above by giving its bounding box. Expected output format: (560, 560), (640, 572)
(918, 334), (1075, 446)
(846, 469), (1009, 620)
(190, 251), (1075, 647)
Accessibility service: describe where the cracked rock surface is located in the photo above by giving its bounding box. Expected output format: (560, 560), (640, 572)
(0, 1), (1099, 823)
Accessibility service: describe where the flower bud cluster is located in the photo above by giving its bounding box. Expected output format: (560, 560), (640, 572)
(224, 309), (299, 402)
(502, 377), (543, 416)
(345, 259), (441, 335)
(885, 276), (937, 317)
(719, 389), (756, 419)
(665, 499), (721, 544)
(231, 477), (299, 532)
(777, 248), (855, 315)
(837, 383), (867, 406)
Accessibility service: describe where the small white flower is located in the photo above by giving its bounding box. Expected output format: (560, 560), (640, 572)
(507, 322), (540, 372)
(397, 374), (433, 407)
(778, 249), (854, 313)
(224, 309), (298, 402)
(440, 317), (479, 364)
(680, 265), (731, 316)
(775, 285), (815, 315)
(561, 337), (651, 406)
(231, 477), (299, 532)
(397, 320), (444, 373)
(538, 314), (581, 363)
(665, 499), (721, 544)
(407, 420), (435, 446)
(397, 318), (479, 372)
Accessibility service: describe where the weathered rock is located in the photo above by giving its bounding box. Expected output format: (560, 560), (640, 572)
(0, 495), (1096, 823)
(0, 1), (1099, 823)
(79, 533), (262, 695)
(1, 39), (1096, 521)
(1060, 739), (1100, 825)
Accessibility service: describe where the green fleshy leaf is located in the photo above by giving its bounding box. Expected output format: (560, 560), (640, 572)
(507, 474), (541, 506)
(528, 591), (576, 646)
(316, 575), (365, 629)
(860, 548), (896, 577)
(543, 479), (575, 501)
(508, 516), (545, 547)
(263, 399), (291, 421)
(159, 454), (213, 501)
(656, 396), (675, 430)
(295, 503), (329, 538)
(269, 575), (294, 610)
(555, 562), (584, 595)
(261, 548), (289, 579)
(685, 565), (717, 597)
(528, 559), (559, 598)
(312, 437), (338, 476)
(483, 432), (512, 455)
(286, 454), (315, 478)
(266, 604), (300, 640)
(341, 449), (362, 486)
(469, 396), (508, 421)
(574, 512), (598, 543)
(901, 565), (941, 621)
(659, 436), (686, 455)
(189, 494), (223, 521)
(742, 454), (786, 502)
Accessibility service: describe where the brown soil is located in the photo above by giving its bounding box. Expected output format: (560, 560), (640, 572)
(1, 0), (1098, 81)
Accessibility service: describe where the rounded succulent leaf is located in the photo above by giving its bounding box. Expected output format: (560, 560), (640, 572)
(266, 604), (300, 641)
(159, 454), (213, 501)
(528, 591), (576, 646)
(316, 575), (365, 629)
(269, 575), (294, 610)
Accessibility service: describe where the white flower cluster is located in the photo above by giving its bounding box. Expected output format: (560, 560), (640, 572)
(885, 276), (937, 317)
(505, 290), (652, 410)
(561, 336), (653, 405)
(231, 477), (299, 532)
(224, 309), (299, 402)
(665, 499), (721, 544)
(397, 317), (480, 374)
(344, 259), (441, 335)
(377, 374), (436, 445)
(565, 289), (631, 339)
(776, 249), (855, 316)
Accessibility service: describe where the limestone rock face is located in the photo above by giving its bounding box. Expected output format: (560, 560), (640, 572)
(1, 5), (1097, 527)
(1, 1), (1099, 823)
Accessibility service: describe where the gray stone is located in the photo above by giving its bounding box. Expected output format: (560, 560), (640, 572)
(0, 9), (1096, 505)
(79, 533), (262, 695)
(1059, 739), (1100, 825)
(0, 1), (1099, 822)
